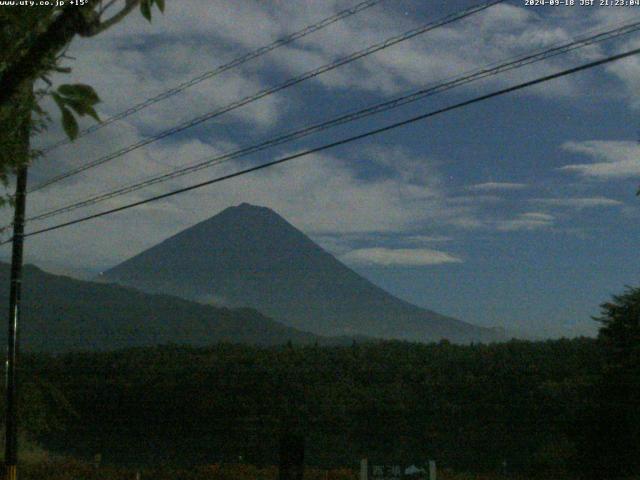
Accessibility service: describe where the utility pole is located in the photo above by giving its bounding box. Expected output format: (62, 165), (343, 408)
(3, 83), (31, 480)
(4, 164), (28, 480)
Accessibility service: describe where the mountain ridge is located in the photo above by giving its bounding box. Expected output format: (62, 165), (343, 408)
(0, 262), (360, 352)
(102, 203), (503, 343)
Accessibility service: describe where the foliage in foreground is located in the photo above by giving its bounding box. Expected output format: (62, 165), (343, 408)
(2, 285), (639, 479)
(20, 459), (358, 480)
(17, 458), (573, 480)
(13, 338), (602, 477)
(0, 0), (165, 205)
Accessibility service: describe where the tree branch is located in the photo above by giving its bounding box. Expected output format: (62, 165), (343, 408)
(0, 1), (101, 111)
(85, 0), (140, 37)
(99, 0), (119, 15)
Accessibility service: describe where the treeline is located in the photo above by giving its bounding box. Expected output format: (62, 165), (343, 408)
(13, 337), (607, 477)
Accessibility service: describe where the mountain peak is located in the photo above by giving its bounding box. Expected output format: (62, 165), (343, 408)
(102, 206), (500, 343)
(219, 203), (282, 220)
(234, 202), (267, 211)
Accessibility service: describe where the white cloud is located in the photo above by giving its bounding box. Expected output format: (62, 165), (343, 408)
(9, 1), (631, 274)
(449, 195), (502, 205)
(311, 232), (453, 258)
(402, 234), (452, 244)
(341, 247), (462, 266)
(531, 197), (623, 208)
(467, 182), (527, 191)
(496, 212), (554, 232)
(29, 0), (624, 185)
(560, 140), (640, 179)
(603, 37), (640, 108)
(57, 38), (282, 133)
(365, 145), (443, 188)
(44, 0), (610, 146)
(5, 145), (482, 271)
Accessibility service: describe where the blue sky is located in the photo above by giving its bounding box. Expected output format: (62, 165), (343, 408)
(3, 0), (640, 337)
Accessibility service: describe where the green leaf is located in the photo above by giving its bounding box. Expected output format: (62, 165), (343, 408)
(58, 84), (100, 104)
(61, 107), (78, 140)
(68, 103), (91, 121)
(155, 0), (165, 13)
(141, 0), (152, 21)
(64, 98), (101, 123)
(31, 102), (46, 116)
(51, 92), (64, 110)
(84, 106), (100, 122)
(63, 98), (87, 115)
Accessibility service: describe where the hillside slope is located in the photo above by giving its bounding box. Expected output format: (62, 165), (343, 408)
(0, 263), (347, 351)
(102, 203), (502, 343)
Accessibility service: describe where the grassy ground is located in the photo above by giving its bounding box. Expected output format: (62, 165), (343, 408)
(5, 442), (567, 480)
(16, 460), (578, 480)
(19, 460), (358, 480)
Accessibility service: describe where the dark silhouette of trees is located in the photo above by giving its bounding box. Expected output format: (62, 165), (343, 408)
(576, 287), (640, 479)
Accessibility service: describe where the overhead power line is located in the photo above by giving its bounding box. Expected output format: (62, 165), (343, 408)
(24, 17), (640, 224)
(39, 0), (386, 154)
(7, 46), (640, 244)
(29, 0), (504, 193)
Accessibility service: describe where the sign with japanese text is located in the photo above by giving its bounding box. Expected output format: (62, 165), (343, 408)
(370, 464), (404, 480)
